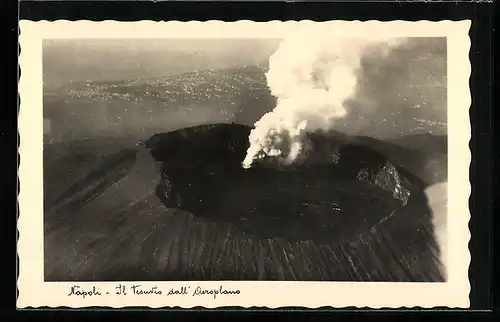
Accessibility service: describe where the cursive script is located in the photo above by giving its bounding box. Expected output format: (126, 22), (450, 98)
(130, 285), (163, 295)
(167, 286), (189, 296)
(192, 285), (240, 299)
(68, 285), (102, 299)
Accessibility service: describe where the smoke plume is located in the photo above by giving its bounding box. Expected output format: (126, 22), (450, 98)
(242, 32), (405, 169)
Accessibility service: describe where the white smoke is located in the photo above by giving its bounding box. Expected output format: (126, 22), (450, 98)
(242, 31), (405, 169)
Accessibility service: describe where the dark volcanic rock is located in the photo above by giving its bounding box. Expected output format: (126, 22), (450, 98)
(147, 124), (431, 244)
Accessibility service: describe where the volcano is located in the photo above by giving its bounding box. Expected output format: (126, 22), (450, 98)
(44, 123), (445, 282)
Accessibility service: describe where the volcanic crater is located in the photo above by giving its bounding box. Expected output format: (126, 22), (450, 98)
(44, 123), (445, 282)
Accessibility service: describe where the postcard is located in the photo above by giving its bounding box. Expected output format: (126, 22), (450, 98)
(18, 20), (471, 309)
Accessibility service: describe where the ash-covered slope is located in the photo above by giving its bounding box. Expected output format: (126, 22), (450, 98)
(44, 123), (445, 282)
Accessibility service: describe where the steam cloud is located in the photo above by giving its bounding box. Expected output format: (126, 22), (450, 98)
(242, 31), (405, 169)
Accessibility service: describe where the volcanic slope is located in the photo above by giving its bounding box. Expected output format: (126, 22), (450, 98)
(44, 123), (445, 282)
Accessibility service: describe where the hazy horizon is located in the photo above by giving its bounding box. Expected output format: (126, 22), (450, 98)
(43, 37), (447, 143)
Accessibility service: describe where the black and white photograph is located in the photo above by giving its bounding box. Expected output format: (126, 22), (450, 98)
(18, 20), (471, 308)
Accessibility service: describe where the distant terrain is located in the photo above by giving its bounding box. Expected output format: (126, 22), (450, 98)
(43, 38), (279, 89)
(43, 37), (447, 144)
(43, 66), (275, 143)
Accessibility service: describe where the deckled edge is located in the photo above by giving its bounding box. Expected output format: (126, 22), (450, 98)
(466, 25), (473, 309)
(16, 21), (21, 310)
(465, 19), (473, 310)
(17, 19), (472, 310)
(17, 19), (472, 38)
